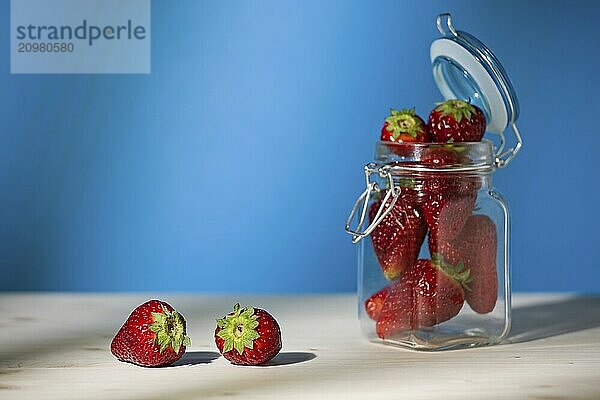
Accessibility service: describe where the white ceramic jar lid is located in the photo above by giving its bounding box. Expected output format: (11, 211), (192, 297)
(430, 14), (522, 167)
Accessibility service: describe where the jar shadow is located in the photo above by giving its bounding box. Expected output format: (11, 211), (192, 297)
(507, 296), (600, 344)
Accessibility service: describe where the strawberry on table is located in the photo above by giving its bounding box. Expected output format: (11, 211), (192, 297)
(111, 300), (191, 367)
(368, 192), (427, 281)
(428, 99), (486, 142)
(215, 304), (282, 366)
(376, 255), (470, 339)
(381, 108), (431, 143)
(430, 215), (498, 314)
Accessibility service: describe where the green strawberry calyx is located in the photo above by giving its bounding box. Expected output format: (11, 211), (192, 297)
(385, 108), (424, 139)
(149, 305), (191, 354)
(398, 177), (416, 189)
(434, 99), (476, 123)
(216, 304), (261, 355)
(374, 177), (415, 196)
(431, 253), (472, 291)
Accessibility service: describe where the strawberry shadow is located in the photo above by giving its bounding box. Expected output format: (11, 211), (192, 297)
(507, 296), (600, 343)
(170, 351), (221, 366)
(258, 352), (316, 367)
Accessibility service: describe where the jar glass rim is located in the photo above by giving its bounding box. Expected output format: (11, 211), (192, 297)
(374, 140), (496, 173)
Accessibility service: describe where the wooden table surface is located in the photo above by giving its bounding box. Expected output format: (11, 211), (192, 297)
(0, 293), (599, 399)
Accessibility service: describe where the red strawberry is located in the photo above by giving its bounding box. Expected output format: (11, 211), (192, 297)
(381, 108), (431, 143)
(421, 146), (461, 167)
(368, 192), (427, 281)
(215, 304), (282, 366)
(419, 146), (482, 197)
(376, 256), (469, 339)
(111, 300), (191, 367)
(428, 100), (486, 142)
(409, 146), (479, 241)
(365, 286), (390, 320)
(422, 191), (476, 242)
(419, 146), (462, 197)
(430, 215), (498, 314)
(456, 175), (482, 197)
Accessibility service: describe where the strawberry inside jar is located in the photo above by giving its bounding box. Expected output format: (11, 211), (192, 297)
(347, 140), (508, 351)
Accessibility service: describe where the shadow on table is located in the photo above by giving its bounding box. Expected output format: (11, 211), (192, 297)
(171, 351), (221, 366)
(259, 352), (316, 367)
(170, 351), (316, 367)
(507, 296), (600, 344)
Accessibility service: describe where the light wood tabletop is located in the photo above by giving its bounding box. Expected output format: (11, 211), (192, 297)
(0, 293), (599, 399)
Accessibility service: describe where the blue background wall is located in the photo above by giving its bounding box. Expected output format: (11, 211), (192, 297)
(1, 0), (599, 293)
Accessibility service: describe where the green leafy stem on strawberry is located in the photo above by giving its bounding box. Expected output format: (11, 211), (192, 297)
(149, 305), (192, 354)
(431, 252), (471, 292)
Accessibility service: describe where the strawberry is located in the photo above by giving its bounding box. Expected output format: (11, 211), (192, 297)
(419, 146), (480, 240)
(419, 146), (462, 197)
(422, 191), (476, 242)
(368, 192), (427, 281)
(215, 304), (282, 366)
(364, 286), (390, 320)
(430, 215), (498, 314)
(111, 300), (191, 367)
(428, 99), (486, 142)
(421, 146), (461, 167)
(376, 255), (470, 339)
(381, 108), (431, 143)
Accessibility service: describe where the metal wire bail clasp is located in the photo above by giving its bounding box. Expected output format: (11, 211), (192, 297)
(494, 122), (523, 168)
(345, 163), (401, 243)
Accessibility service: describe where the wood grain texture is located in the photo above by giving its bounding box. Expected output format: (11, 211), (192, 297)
(0, 293), (598, 399)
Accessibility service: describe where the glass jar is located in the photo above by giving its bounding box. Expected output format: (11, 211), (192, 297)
(349, 141), (509, 350)
(345, 14), (523, 351)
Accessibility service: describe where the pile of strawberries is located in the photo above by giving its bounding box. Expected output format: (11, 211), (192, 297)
(365, 100), (498, 340)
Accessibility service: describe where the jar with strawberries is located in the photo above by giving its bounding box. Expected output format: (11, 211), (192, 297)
(345, 14), (522, 350)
